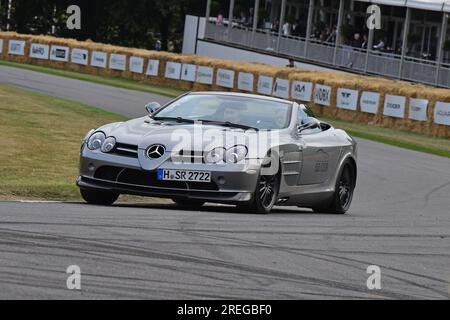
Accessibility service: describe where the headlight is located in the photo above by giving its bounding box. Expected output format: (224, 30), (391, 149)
(225, 145), (248, 163)
(205, 147), (226, 164)
(101, 137), (116, 153)
(87, 132), (105, 150)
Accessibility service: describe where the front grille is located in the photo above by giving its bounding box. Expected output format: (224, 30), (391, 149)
(171, 150), (206, 164)
(93, 166), (219, 191)
(111, 143), (138, 158)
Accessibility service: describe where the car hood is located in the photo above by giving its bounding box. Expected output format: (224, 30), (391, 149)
(97, 117), (282, 153)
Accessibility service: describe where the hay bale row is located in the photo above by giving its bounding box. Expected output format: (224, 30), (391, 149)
(0, 31), (449, 138)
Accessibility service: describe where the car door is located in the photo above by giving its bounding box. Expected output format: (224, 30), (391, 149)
(296, 106), (342, 185)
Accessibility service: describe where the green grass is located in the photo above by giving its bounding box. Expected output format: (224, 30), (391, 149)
(321, 117), (450, 158)
(0, 60), (184, 98)
(1, 59), (449, 160)
(0, 84), (128, 200)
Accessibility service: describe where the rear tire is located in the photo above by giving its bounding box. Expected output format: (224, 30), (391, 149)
(313, 163), (355, 214)
(80, 189), (119, 206)
(172, 198), (205, 208)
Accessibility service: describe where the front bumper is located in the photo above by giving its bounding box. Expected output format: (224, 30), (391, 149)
(77, 150), (261, 204)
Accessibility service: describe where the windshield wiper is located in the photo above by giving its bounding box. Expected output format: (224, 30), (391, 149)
(197, 120), (259, 131)
(151, 116), (195, 124)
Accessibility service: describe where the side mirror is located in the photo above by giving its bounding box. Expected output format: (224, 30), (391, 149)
(298, 117), (321, 133)
(145, 102), (161, 115)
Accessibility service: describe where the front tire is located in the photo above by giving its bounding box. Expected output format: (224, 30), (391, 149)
(313, 163), (355, 214)
(239, 170), (280, 214)
(80, 189), (119, 206)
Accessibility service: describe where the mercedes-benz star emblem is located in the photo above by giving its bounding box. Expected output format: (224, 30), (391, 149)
(146, 144), (166, 159)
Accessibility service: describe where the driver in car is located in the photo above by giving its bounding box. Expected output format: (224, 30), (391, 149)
(220, 102), (246, 124)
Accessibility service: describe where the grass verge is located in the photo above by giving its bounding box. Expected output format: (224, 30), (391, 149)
(321, 117), (450, 158)
(0, 84), (127, 201)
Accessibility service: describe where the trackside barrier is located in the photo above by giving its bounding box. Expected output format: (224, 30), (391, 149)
(0, 32), (449, 138)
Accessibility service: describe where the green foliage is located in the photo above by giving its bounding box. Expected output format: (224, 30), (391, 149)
(2, 0), (209, 52)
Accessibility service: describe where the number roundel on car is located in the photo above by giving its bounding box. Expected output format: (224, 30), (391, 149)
(146, 144), (166, 159)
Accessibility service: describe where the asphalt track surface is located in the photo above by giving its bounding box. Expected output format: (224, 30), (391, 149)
(0, 65), (449, 299)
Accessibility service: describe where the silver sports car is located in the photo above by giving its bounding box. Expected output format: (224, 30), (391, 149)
(77, 92), (357, 214)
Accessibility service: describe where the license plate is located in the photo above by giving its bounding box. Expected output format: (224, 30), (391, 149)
(157, 169), (211, 183)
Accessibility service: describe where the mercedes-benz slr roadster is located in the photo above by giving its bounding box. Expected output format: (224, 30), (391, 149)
(77, 92), (357, 214)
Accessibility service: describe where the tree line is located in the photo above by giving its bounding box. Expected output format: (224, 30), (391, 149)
(0, 0), (214, 52)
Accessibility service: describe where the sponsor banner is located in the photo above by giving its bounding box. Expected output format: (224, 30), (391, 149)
(383, 94), (406, 118)
(238, 72), (254, 92)
(71, 48), (89, 65)
(409, 98), (428, 122)
(165, 62), (182, 80)
(29, 43), (49, 60)
(91, 51), (107, 68)
(273, 78), (290, 99)
(181, 64), (197, 82)
(197, 66), (213, 84)
(291, 81), (313, 102)
(0, 39), (4, 54)
(146, 59), (160, 76)
(434, 101), (450, 126)
(257, 75), (273, 95)
(109, 53), (126, 71)
(360, 91), (380, 114)
(337, 88), (359, 111)
(216, 69), (235, 88)
(129, 56), (144, 74)
(50, 45), (69, 62)
(8, 40), (25, 56)
(313, 84), (332, 106)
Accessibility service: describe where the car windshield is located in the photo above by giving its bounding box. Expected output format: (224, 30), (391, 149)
(153, 94), (292, 130)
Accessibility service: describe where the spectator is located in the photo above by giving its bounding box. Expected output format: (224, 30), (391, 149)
(351, 33), (363, 48)
(272, 20), (280, 32)
(155, 40), (162, 51)
(216, 13), (224, 26)
(239, 11), (246, 26)
(282, 21), (291, 36)
(373, 39), (385, 50)
(291, 20), (300, 37)
(246, 8), (254, 27)
(326, 25), (337, 43)
(286, 58), (295, 68)
(361, 34), (368, 49)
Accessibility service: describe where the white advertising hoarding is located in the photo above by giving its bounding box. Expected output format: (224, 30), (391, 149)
(165, 62), (182, 80)
(409, 98), (428, 121)
(360, 91), (380, 114)
(109, 54), (126, 71)
(313, 84), (332, 106)
(50, 45), (69, 62)
(146, 59), (160, 76)
(257, 75), (273, 95)
(91, 51), (107, 68)
(129, 56), (144, 74)
(29, 43), (49, 60)
(434, 102), (450, 126)
(197, 66), (213, 84)
(71, 48), (89, 65)
(273, 78), (289, 99)
(291, 81), (313, 102)
(238, 72), (254, 92)
(216, 69), (235, 88)
(181, 64), (197, 82)
(337, 88), (359, 111)
(8, 40), (25, 56)
(383, 94), (406, 118)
